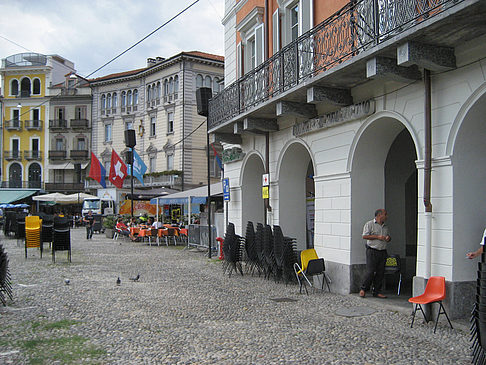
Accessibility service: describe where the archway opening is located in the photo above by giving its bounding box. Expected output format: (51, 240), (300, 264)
(241, 154), (265, 232)
(278, 143), (314, 250)
(28, 163), (41, 188)
(21, 77), (31, 97)
(9, 163), (22, 188)
(351, 117), (417, 296)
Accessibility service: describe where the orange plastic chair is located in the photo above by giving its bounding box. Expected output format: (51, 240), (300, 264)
(408, 276), (453, 333)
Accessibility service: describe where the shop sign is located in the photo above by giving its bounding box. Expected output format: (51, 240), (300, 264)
(262, 186), (269, 199)
(293, 100), (375, 137)
(222, 147), (245, 164)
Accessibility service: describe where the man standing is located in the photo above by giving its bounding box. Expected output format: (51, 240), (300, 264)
(359, 209), (391, 298)
(83, 210), (94, 240)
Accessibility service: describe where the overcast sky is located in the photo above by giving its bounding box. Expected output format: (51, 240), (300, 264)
(0, 0), (225, 79)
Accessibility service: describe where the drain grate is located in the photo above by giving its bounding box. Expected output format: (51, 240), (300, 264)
(270, 297), (298, 303)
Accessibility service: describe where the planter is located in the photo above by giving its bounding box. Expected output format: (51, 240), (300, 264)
(105, 228), (114, 239)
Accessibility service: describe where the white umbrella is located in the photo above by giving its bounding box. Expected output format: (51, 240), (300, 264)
(32, 192), (68, 202)
(60, 193), (99, 203)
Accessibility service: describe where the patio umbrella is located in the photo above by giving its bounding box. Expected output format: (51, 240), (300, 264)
(0, 203), (15, 209)
(13, 203), (29, 208)
(32, 192), (68, 202)
(59, 193), (99, 204)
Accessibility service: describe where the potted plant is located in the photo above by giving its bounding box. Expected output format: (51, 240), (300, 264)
(103, 215), (116, 238)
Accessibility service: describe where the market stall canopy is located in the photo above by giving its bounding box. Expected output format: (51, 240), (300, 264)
(150, 183), (222, 205)
(32, 192), (68, 202)
(0, 189), (37, 204)
(61, 193), (99, 203)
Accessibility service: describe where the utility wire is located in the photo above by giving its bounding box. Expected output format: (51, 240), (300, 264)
(0, 34), (31, 52)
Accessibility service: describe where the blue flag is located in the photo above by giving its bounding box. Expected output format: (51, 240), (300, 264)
(127, 148), (147, 185)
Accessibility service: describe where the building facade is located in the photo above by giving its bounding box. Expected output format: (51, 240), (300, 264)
(46, 73), (92, 193)
(89, 51), (224, 194)
(211, 0), (486, 318)
(0, 53), (75, 193)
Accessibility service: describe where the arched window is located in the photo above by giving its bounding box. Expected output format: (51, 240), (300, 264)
(164, 80), (168, 96)
(147, 86), (151, 101)
(9, 163), (22, 188)
(21, 77), (31, 97)
(204, 75), (212, 88)
(107, 93), (112, 109)
(157, 82), (161, 99)
(101, 94), (106, 110)
(133, 89), (138, 105)
(127, 90), (133, 105)
(33, 78), (41, 94)
(169, 77), (173, 94)
(28, 163), (42, 188)
(121, 91), (126, 107)
(213, 78), (220, 94)
(112, 92), (117, 108)
(196, 74), (203, 89)
(174, 76), (179, 94)
(11, 79), (19, 96)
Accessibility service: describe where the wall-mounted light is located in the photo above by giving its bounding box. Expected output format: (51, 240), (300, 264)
(17, 102), (21, 108)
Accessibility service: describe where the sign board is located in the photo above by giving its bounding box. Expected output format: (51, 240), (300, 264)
(222, 178), (230, 202)
(262, 173), (269, 186)
(262, 186), (269, 199)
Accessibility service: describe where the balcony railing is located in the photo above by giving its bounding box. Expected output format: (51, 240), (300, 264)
(70, 119), (89, 129)
(45, 182), (85, 192)
(49, 119), (67, 129)
(1, 181), (42, 189)
(24, 120), (43, 130)
(84, 174), (181, 189)
(208, 0), (465, 129)
(70, 150), (89, 159)
(24, 150), (42, 160)
(49, 150), (67, 159)
(4, 151), (22, 160)
(4, 120), (22, 130)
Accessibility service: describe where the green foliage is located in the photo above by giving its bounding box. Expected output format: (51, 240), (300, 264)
(143, 170), (183, 177)
(102, 214), (116, 229)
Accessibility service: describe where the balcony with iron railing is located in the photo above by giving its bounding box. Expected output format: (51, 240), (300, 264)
(49, 150), (67, 160)
(70, 119), (90, 129)
(4, 120), (22, 131)
(24, 120), (43, 130)
(49, 119), (68, 129)
(4, 150), (22, 161)
(208, 0), (480, 131)
(0, 181), (42, 189)
(85, 174), (181, 189)
(70, 150), (89, 159)
(24, 150), (42, 160)
(45, 182), (85, 192)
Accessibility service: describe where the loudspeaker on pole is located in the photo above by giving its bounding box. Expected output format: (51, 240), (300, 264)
(125, 129), (136, 148)
(196, 87), (212, 117)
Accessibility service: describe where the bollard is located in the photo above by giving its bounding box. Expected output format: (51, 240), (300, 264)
(216, 237), (224, 260)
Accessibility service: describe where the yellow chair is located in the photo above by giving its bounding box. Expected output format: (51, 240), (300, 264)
(25, 216), (42, 258)
(294, 248), (331, 294)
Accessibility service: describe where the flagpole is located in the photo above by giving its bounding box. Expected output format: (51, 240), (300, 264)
(131, 148), (134, 219)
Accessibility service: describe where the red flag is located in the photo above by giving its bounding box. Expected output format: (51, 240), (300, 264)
(109, 149), (127, 189)
(88, 152), (106, 188)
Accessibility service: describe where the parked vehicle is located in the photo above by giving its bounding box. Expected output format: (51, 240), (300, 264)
(82, 198), (116, 216)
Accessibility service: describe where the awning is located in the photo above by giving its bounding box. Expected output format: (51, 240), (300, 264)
(46, 162), (89, 170)
(0, 189), (37, 204)
(150, 183), (222, 205)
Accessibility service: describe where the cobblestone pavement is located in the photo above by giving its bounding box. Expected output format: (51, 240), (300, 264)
(0, 228), (471, 364)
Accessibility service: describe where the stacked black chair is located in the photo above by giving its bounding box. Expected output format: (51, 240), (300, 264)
(0, 244), (13, 306)
(222, 223), (244, 277)
(4, 211), (17, 237)
(255, 223), (265, 275)
(52, 216), (71, 263)
(472, 251), (486, 364)
(272, 225), (285, 282)
(262, 225), (275, 279)
(282, 236), (298, 284)
(244, 222), (261, 275)
(41, 215), (54, 249)
(16, 213), (26, 243)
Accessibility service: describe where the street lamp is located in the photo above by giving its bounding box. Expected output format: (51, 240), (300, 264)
(124, 129), (136, 219)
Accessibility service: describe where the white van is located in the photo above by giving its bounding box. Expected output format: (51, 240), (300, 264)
(82, 198), (116, 216)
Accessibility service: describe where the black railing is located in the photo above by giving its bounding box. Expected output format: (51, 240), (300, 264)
(1, 181), (42, 189)
(49, 150), (67, 159)
(4, 151), (22, 160)
(70, 119), (89, 128)
(49, 119), (67, 129)
(4, 120), (22, 130)
(70, 150), (89, 159)
(24, 150), (42, 160)
(45, 183), (84, 192)
(24, 120), (43, 130)
(208, 0), (463, 129)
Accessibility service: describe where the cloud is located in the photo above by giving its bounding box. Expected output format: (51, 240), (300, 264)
(0, 0), (224, 78)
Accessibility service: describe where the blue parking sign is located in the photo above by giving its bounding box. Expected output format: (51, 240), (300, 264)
(223, 178), (230, 202)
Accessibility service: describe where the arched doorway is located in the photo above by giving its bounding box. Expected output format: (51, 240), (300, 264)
(9, 163), (22, 188)
(351, 116), (418, 295)
(241, 153), (265, 231)
(28, 163), (41, 188)
(451, 88), (486, 282)
(21, 77), (31, 97)
(278, 142), (314, 250)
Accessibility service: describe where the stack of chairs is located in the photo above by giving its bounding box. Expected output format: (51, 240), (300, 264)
(15, 213), (27, 245)
(0, 244), (13, 306)
(222, 223), (244, 277)
(25, 216), (42, 258)
(4, 211), (17, 237)
(262, 225), (275, 279)
(244, 222), (261, 275)
(255, 223), (265, 275)
(41, 215), (54, 249)
(282, 236), (298, 284)
(52, 216), (71, 263)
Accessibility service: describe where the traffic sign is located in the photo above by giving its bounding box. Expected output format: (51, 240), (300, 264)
(262, 173), (269, 186)
(222, 178), (230, 202)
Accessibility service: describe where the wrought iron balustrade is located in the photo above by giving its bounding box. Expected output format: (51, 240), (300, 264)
(49, 150), (67, 159)
(49, 119), (67, 129)
(0, 181), (43, 189)
(4, 120), (22, 130)
(4, 150), (22, 160)
(70, 150), (89, 159)
(45, 182), (84, 192)
(24, 150), (42, 160)
(70, 119), (89, 128)
(208, 0), (464, 129)
(24, 120), (43, 130)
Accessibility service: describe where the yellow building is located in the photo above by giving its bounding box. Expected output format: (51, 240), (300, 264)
(0, 53), (75, 195)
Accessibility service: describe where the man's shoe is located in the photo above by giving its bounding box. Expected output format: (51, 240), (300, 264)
(359, 289), (365, 298)
(373, 293), (387, 298)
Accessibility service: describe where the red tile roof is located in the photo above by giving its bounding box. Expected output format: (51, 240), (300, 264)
(89, 67), (147, 82)
(184, 51), (224, 62)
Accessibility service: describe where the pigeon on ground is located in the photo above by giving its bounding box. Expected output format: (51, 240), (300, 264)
(129, 274), (140, 282)
(64, 279), (70, 285)
(116, 277), (121, 286)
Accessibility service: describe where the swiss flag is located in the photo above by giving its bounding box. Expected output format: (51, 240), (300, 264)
(109, 149), (127, 189)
